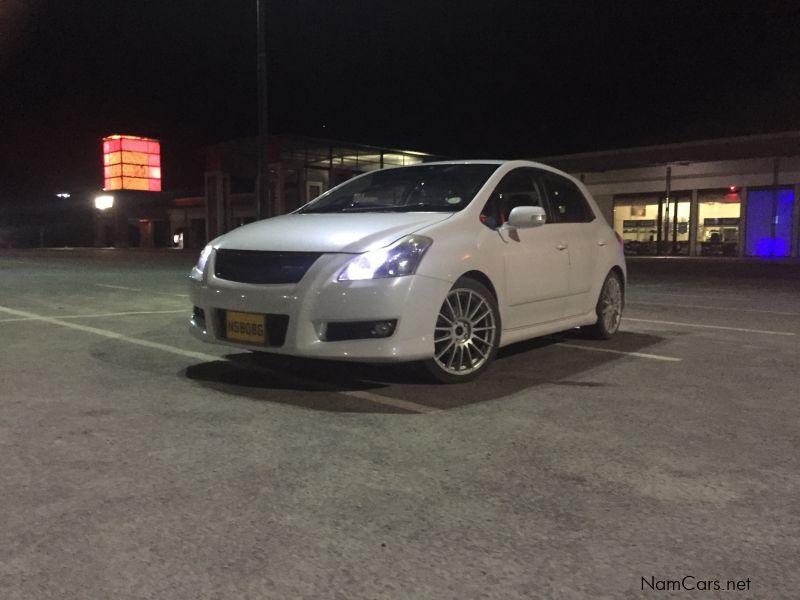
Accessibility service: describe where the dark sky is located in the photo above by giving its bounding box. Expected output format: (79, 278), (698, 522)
(2, 0), (800, 205)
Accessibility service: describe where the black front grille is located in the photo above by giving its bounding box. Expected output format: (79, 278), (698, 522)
(214, 250), (322, 284)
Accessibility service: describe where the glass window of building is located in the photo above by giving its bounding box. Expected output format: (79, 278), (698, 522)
(745, 187), (795, 257)
(613, 195), (660, 255)
(613, 194), (691, 255)
(661, 194), (691, 255)
(698, 189), (741, 256)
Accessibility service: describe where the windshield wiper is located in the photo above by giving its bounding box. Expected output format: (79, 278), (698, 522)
(389, 203), (455, 212)
(300, 203), (456, 214)
(300, 203), (401, 214)
(339, 204), (404, 212)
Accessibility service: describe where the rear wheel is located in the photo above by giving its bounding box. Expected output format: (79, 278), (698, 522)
(582, 271), (623, 339)
(422, 278), (500, 383)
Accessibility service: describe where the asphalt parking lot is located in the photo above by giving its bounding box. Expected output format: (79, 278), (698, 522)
(1, 249), (798, 599)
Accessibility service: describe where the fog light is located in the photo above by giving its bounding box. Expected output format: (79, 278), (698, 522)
(370, 321), (395, 337)
(324, 319), (398, 341)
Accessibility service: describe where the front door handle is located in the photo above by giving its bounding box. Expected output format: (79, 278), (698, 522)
(598, 240), (607, 246)
(556, 243), (568, 251)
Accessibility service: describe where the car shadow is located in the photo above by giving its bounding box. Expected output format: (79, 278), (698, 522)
(183, 329), (672, 413)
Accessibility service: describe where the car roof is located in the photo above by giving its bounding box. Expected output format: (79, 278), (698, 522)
(402, 159), (579, 179)
(408, 159), (565, 172)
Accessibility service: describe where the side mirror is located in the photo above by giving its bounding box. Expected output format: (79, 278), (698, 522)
(507, 206), (546, 228)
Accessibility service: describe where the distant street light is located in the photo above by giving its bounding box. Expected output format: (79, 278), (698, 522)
(94, 195), (114, 210)
(56, 192), (71, 198)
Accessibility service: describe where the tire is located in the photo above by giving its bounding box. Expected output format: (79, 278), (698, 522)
(422, 277), (501, 383)
(582, 271), (624, 339)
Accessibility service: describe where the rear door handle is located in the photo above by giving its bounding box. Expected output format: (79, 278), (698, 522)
(556, 243), (568, 251)
(598, 240), (607, 246)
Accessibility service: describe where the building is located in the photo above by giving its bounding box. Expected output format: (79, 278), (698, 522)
(167, 135), (436, 249)
(539, 131), (800, 258)
(161, 130), (800, 259)
(93, 135), (171, 248)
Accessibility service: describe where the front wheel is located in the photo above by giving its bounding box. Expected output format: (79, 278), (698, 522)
(422, 278), (500, 383)
(582, 271), (624, 339)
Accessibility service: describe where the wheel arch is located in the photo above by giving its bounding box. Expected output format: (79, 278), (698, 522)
(457, 270), (498, 301)
(609, 265), (626, 306)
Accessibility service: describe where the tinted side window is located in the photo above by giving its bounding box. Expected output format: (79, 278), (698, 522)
(480, 169), (547, 229)
(542, 173), (595, 223)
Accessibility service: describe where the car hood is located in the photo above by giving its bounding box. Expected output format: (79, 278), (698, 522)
(214, 212), (453, 254)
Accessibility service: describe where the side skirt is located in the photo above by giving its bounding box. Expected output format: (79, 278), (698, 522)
(498, 310), (597, 348)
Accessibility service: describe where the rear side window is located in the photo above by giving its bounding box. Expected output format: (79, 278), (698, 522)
(541, 172), (595, 223)
(480, 168), (548, 229)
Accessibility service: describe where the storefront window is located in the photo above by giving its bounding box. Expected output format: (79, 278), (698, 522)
(613, 196), (659, 255)
(697, 190), (741, 256)
(661, 194), (691, 255)
(613, 195), (690, 255)
(745, 188), (794, 257)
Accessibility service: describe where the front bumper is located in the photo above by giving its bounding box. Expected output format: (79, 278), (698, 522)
(188, 251), (452, 362)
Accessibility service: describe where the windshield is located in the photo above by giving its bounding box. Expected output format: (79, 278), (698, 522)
(298, 164), (499, 214)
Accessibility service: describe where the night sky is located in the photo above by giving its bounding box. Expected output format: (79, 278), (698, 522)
(2, 0), (800, 206)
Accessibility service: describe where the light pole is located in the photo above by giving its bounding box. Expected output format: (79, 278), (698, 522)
(94, 194), (115, 247)
(255, 0), (270, 220)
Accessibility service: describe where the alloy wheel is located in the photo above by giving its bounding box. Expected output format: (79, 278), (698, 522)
(433, 287), (498, 376)
(600, 276), (622, 334)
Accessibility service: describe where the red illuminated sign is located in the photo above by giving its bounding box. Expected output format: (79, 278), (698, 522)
(102, 134), (161, 192)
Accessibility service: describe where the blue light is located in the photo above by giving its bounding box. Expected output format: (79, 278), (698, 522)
(775, 189), (793, 257)
(746, 189), (794, 257)
(752, 237), (788, 258)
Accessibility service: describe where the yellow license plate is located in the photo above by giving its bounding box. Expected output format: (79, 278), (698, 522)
(225, 311), (267, 345)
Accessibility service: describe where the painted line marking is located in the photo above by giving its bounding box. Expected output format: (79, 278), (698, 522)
(0, 304), (433, 414)
(0, 305), (222, 362)
(633, 285), (743, 293)
(632, 290), (797, 302)
(339, 390), (438, 414)
(552, 341), (682, 362)
(95, 283), (189, 298)
(0, 259), (36, 266)
(0, 309), (186, 323)
(628, 300), (800, 317)
(624, 317), (796, 336)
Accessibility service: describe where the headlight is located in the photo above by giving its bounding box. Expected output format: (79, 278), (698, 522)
(338, 235), (432, 281)
(195, 244), (213, 273)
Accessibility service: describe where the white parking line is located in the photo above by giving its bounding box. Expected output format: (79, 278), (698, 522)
(0, 309), (186, 323)
(95, 283), (189, 298)
(340, 390), (438, 414)
(0, 305), (223, 361)
(553, 341), (682, 362)
(625, 317), (796, 336)
(632, 291), (747, 301)
(0, 304), (433, 414)
(628, 300), (800, 317)
(633, 285), (742, 293)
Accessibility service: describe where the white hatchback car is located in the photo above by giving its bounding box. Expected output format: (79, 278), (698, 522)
(189, 160), (625, 382)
